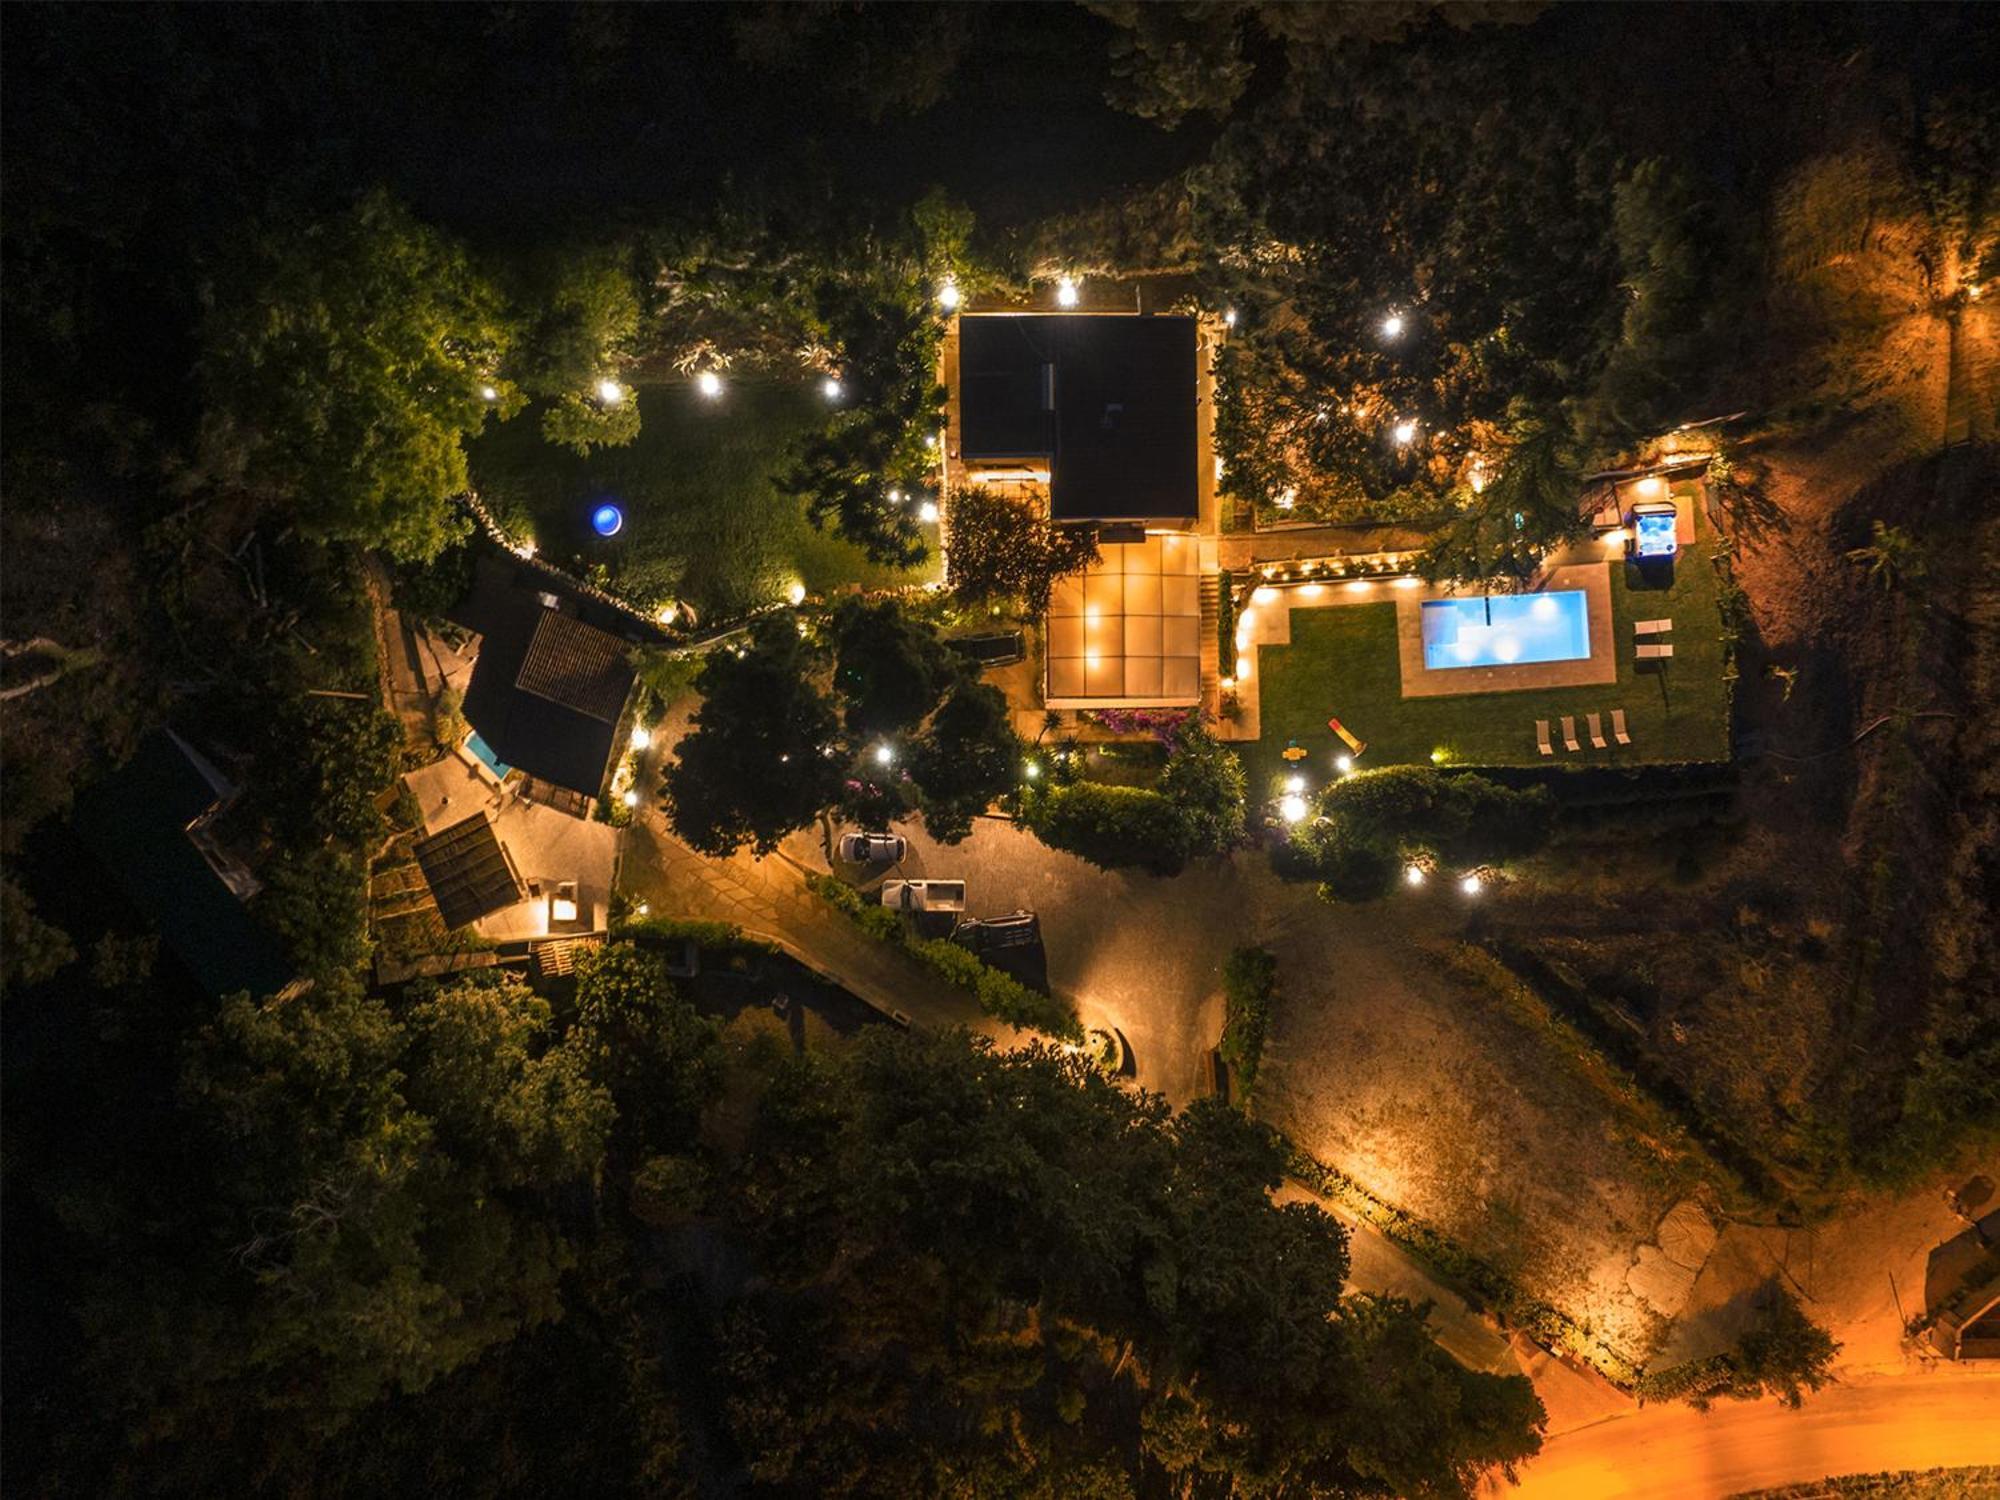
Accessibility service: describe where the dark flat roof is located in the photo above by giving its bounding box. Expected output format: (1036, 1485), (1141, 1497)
(958, 315), (1197, 523)
(454, 557), (636, 798)
(72, 731), (296, 1000)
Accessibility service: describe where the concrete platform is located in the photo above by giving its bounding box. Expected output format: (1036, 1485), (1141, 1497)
(403, 752), (619, 940)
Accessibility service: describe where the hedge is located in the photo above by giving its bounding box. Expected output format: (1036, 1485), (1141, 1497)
(1219, 946), (1277, 1104)
(805, 873), (1083, 1041)
(612, 914), (774, 954)
(1019, 781), (1192, 875)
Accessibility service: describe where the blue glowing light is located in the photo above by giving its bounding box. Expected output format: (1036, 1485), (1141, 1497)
(591, 504), (624, 538)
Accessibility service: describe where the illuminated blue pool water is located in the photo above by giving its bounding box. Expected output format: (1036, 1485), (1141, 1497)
(1421, 590), (1591, 670)
(466, 730), (512, 778)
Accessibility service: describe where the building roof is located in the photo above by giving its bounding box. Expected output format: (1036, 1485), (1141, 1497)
(515, 609), (632, 722)
(455, 557), (637, 799)
(413, 813), (525, 931)
(71, 730), (297, 1001)
(1045, 534), (1202, 706)
(958, 315), (1197, 523)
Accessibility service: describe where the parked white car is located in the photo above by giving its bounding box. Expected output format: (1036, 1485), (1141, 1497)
(880, 879), (966, 913)
(838, 831), (908, 864)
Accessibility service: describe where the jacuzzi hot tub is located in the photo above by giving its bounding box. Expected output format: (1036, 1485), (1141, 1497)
(1630, 501), (1679, 560)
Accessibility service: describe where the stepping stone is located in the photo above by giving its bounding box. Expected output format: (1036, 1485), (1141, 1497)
(1655, 1198), (1718, 1271)
(1627, 1244), (1701, 1318)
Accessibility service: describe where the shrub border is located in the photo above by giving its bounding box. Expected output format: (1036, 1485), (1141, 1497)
(804, 872), (1082, 1041)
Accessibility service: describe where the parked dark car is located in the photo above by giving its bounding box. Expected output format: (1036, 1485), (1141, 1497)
(946, 631), (1025, 668)
(951, 910), (1040, 955)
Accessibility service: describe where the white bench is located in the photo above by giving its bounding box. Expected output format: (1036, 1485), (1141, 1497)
(1636, 642), (1675, 660)
(1634, 619), (1673, 636)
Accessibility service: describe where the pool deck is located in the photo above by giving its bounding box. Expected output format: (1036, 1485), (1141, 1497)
(1394, 563), (1617, 699)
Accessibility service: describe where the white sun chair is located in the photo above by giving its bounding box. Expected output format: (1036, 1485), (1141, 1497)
(1561, 715), (1581, 752)
(1587, 712), (1607, 749)
(1537, 720), (1554, 756)
(1612, 708), (1632, 746)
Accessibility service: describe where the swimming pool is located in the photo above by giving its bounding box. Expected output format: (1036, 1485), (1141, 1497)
(465, 730), (512, 778)
(1421, 590), (1591, 670)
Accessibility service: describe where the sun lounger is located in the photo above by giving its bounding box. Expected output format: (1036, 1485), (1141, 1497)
(1634, 619), (1673, 635)
(1561, 715), (1580, 752)
(1588, 712), (1607, 749)
(1636, 643), (1674, 660)
(1537, 720), (1554, 756)
(1612, 708), (1631, 745)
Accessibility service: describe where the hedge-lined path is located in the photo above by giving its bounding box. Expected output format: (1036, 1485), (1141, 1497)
(621, 811), (1008, 1044)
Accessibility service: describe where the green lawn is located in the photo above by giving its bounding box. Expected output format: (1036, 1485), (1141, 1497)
(468, 377), (938, 620)
(1246, 547), (1733, 792)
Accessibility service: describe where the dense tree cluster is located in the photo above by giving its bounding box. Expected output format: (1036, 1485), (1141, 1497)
(663, 599), (1022, 855)
(706, 1029), (1546, 1497)
(942, 483), (1102, 613)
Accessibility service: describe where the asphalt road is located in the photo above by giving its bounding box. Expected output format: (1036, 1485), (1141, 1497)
(1500, 1368), (2000, 1499)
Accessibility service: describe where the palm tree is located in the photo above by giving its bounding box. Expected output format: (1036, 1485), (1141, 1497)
(1845, 520), (1925, 592)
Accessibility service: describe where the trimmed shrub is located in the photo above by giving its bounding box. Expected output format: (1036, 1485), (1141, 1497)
(1303, 766), (1554, 901)
(1277, 818), (1397, 903)
(1160, 728), (1247, 855)
(613, 914), (772, 953)
(1220, 946), (1277, 1103)
(1021, 782), (1191, 875)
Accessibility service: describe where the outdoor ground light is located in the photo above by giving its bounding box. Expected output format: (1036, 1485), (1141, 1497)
(655, 602), (678, 624)
(937, 280), (961, 310)
(621, 790), (638, 809)
(1224, 308), (1237, 327)
(636, 902), (650, 917)
(630, 726), (652, 751)
(1284, 773), (1307, 795)
(596, 377), (624, 405)
(888, 487), (903, 503)
(696, 370), (723, 399)
(1334, 753), (1353, 774)
(822, 376), (843, 400)
(1380, 312), (1404, 339)
(1278, 793), (1309, 825)
(1057, 275), (1079, 307)
(480, 384), (498, 402)
(1023, 760), (1040, 780)
(591, 503), (624, 537)
(1393, 418), (1417, 445)
(874, 743), (895, 767)
(918, 500), (939, 523)
(1461, 873), (1482, 895)
(786, 581), (807, 605)
(1405, 865), (1425, 887)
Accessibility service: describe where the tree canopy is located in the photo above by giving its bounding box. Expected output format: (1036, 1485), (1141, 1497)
(661, 616), (846, 856)
(197, 190), (518, 561)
